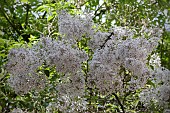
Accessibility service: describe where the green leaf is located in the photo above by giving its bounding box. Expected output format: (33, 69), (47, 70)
(0, 106), (2, 112)
(21, 0), (28, 3)
(0, 38), (6, 45)
(147, 79), (156, 88)
(36, 5), (47, 11)
(47, 16), (54, 22)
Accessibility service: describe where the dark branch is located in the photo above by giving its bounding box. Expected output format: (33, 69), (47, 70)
(25, 4), (30, 28)
(112, 93), (125, 113)
(0, 6), (30, 42)
(93, 3), (106, 20)
(42, 11), (47, 19)
(0, 7), (21, 35)
(93, 2), (110, 20)
(94, 2), (105, 16)
(100, 32), (114, 48)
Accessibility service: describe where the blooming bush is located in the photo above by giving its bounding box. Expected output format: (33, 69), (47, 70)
(5, 10), (170, 113)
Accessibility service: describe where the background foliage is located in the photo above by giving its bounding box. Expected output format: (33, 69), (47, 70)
(0, 0), (170, 112)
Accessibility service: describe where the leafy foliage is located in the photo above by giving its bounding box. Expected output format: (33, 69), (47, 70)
(0, 0), (170, 113)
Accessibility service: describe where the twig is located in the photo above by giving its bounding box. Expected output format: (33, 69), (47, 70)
(112, 93), (125, 113)
(93, 2), (105, 20)
(100, 32), (114, 48)
(94, 2), (105, 16)
(42, 11), (47, 19)
(0, 6), (21, 35)
(93, 2), (111, 20)
(25, 3), (30, 28)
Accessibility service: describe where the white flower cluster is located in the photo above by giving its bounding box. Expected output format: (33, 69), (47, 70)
(8, 73), (46, 95)
(35, 38), (87, 112)
(88, 32), (112, 51)
(6, 48), (43, 76)
(87, 46), (123, 95)
(10, 108), (34, 113)
(164, 109), (170, 113)
(6, 48), (45, 95)
(11, 108), (24, 113)
(112, 26), (136, 39)
(33, 37), (88, 74)
(140, 67), (170, 109)
(116, 37), (156, 91)
(6, 37), (87, 95)
(46, 96), (87, 113)
(58, 10), (94, 42)
(149, 53), (161, 68)
(87, 26), (162, 95)
(56, 71), (85, 98)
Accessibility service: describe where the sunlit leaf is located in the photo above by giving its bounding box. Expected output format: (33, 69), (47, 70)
(21, 0), (28, 3)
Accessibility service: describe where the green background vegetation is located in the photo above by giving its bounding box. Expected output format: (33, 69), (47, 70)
(0, 0), (169, 112)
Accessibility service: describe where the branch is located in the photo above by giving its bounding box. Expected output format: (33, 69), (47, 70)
(0, 7), (21, 35)
(94, 2), (105, 15)
(25, 4), (30, 28)
(112, 93), (125, 113)
(93, 3), (105, 20)
(42, 11), (47, 19)
(100, 32), (114, 48)
(0, 6), (30, 42)
(93, 2), (110, 20)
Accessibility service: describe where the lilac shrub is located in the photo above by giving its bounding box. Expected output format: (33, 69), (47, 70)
(6, 11), (170, 112)
(140, 67), (170, 112)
